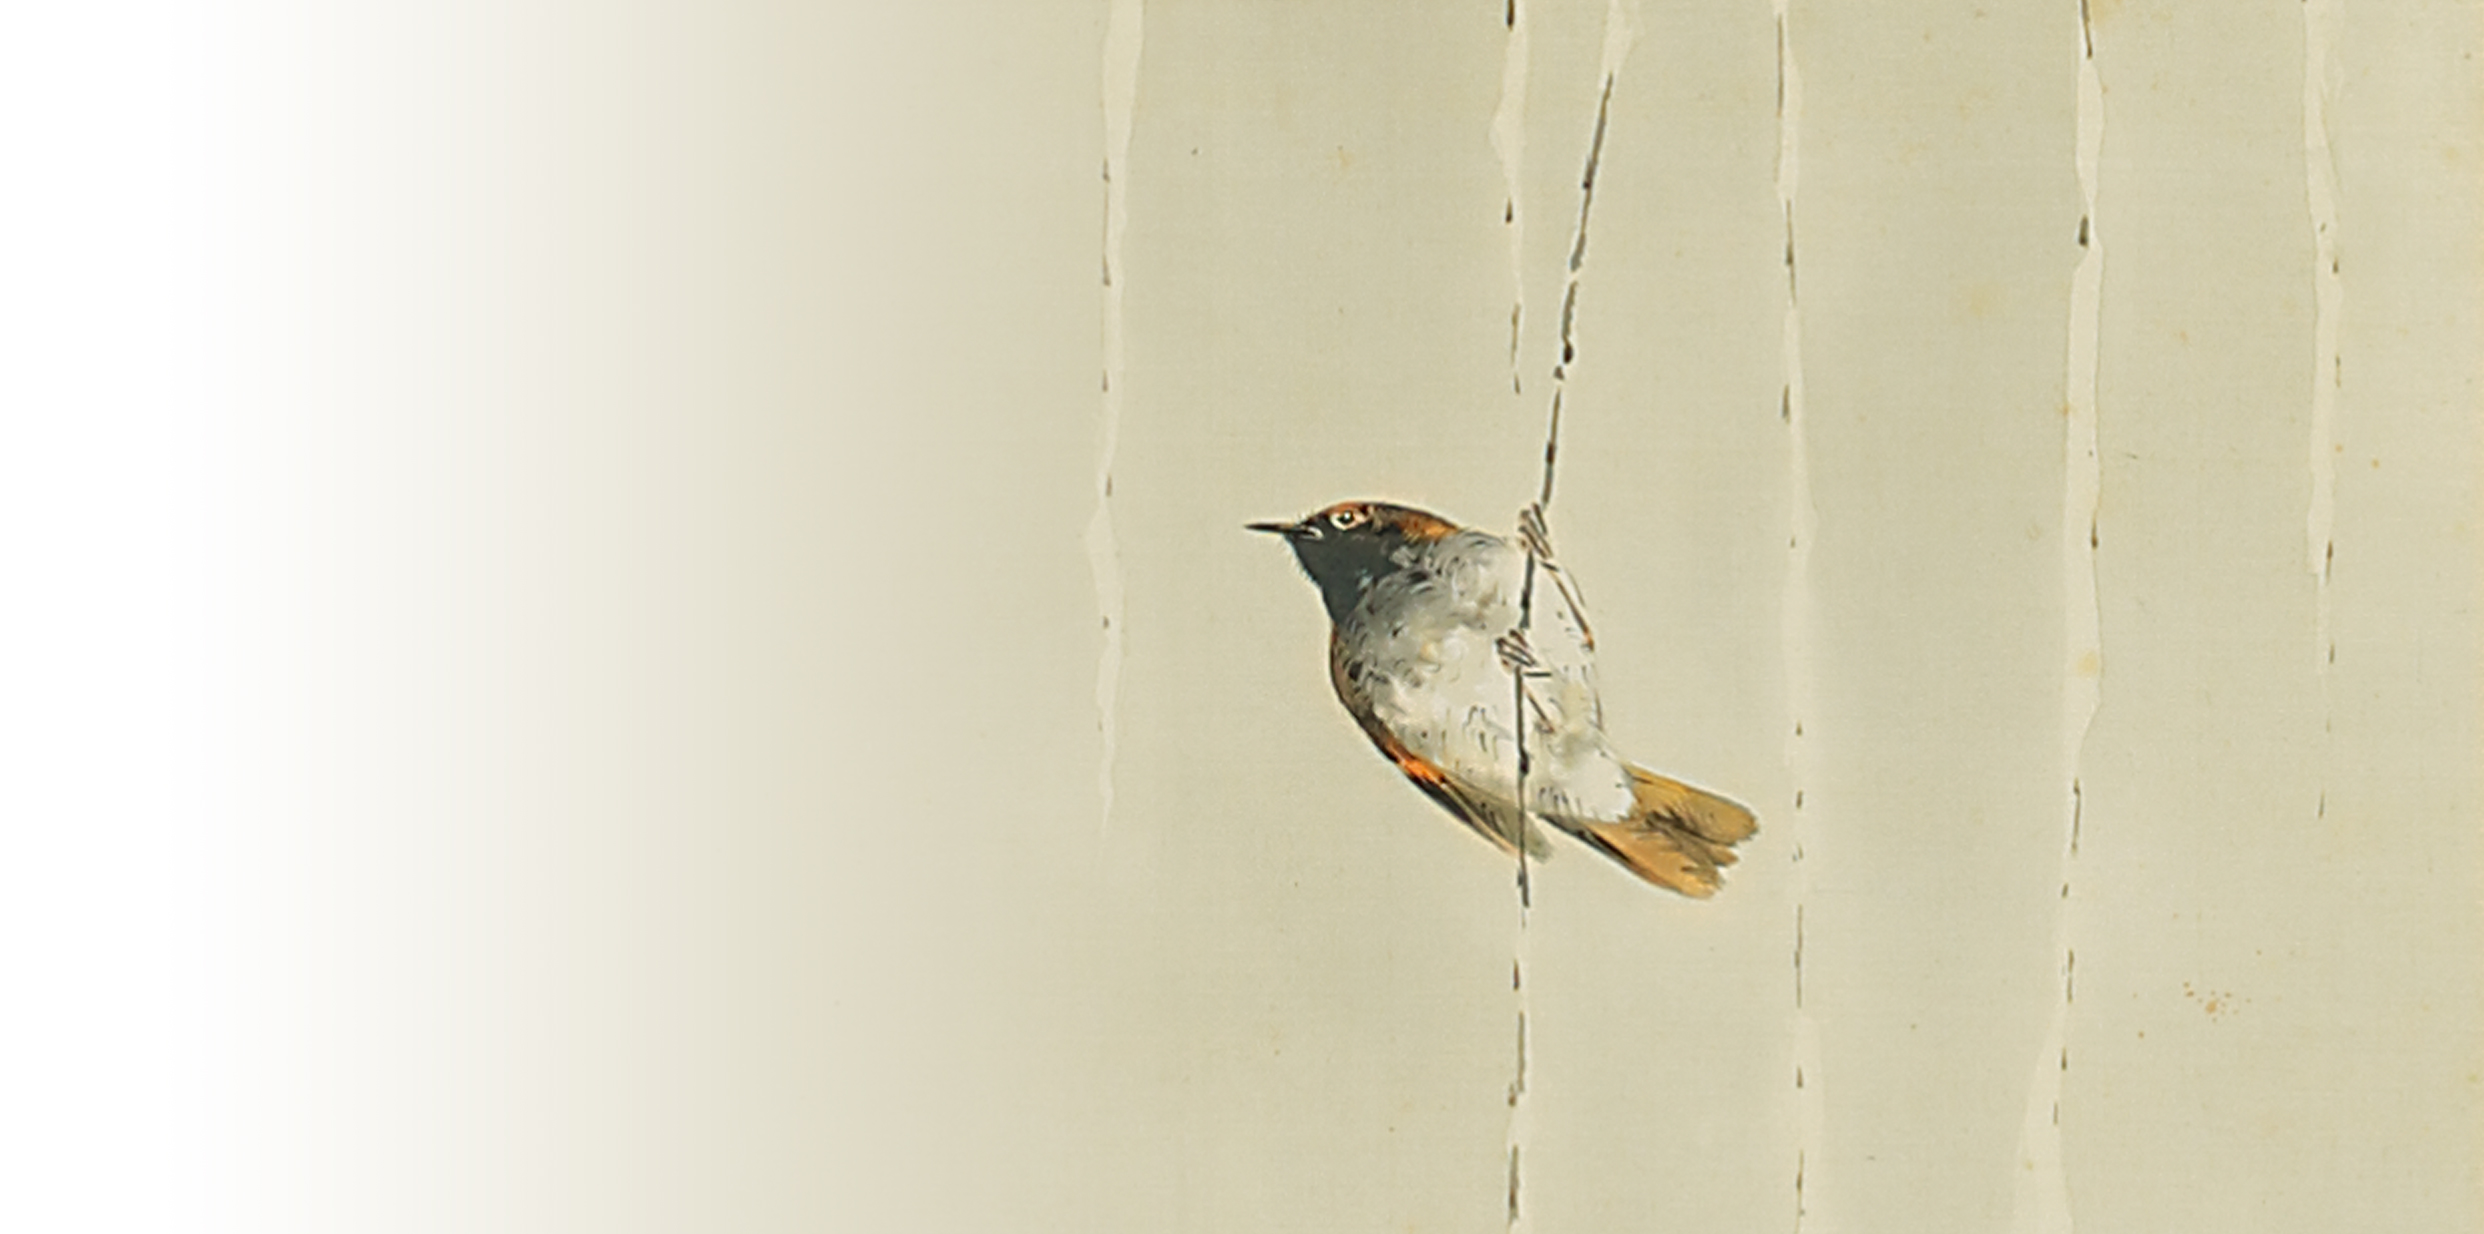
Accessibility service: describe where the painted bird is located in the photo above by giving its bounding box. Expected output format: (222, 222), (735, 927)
(1250, 500), (1756, 897)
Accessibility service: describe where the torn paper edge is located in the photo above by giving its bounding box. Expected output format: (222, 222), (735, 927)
(2013, 6), (2100, 1233)
(1091, 0), (1142, 836)
(1774, 5), (1826, 1231)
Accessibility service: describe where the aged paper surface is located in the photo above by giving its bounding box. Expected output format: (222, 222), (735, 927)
(9, 3), (2470, 1231)
(1099, 2), (2479, 1231)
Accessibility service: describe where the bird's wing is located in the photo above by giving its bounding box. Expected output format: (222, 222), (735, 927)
(1490, 521), (1648, 826)
(1518, 553), (1602, 729)
(1498, 503), (1606, 745)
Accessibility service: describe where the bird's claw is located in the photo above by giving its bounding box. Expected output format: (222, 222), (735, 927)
(1496, 630), (1542, 676)
(1517, 503), (1555, 562)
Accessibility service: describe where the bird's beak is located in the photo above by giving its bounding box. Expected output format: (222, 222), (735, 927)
(1246, 520), (1302, 538)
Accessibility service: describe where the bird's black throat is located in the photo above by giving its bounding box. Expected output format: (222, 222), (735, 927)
(1287, 529), (1420, 626)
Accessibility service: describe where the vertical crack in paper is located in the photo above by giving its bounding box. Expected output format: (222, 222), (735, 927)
(1493, 0), (1531, 395)
(1090, 0), (1143, 835)
(1773, 4), (1824, 1229)
(2303, 0), (2344, 851)
(2015, 5), (2101, 1232)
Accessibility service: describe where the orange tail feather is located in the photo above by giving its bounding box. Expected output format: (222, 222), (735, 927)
(1575, 769), (1758, 898)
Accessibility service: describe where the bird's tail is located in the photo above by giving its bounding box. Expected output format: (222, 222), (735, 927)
(1572, 767), (1759, 898)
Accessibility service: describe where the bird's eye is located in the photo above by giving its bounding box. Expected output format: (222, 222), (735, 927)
(1329, 509), (1364, 530)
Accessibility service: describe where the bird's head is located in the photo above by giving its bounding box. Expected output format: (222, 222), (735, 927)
(1249, 500), (1461, 624)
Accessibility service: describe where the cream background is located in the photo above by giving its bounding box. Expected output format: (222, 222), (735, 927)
(0, 2), (2473, 1232)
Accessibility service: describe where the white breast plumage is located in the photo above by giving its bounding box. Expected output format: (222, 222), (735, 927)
(1335, 530), (1636, 826)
